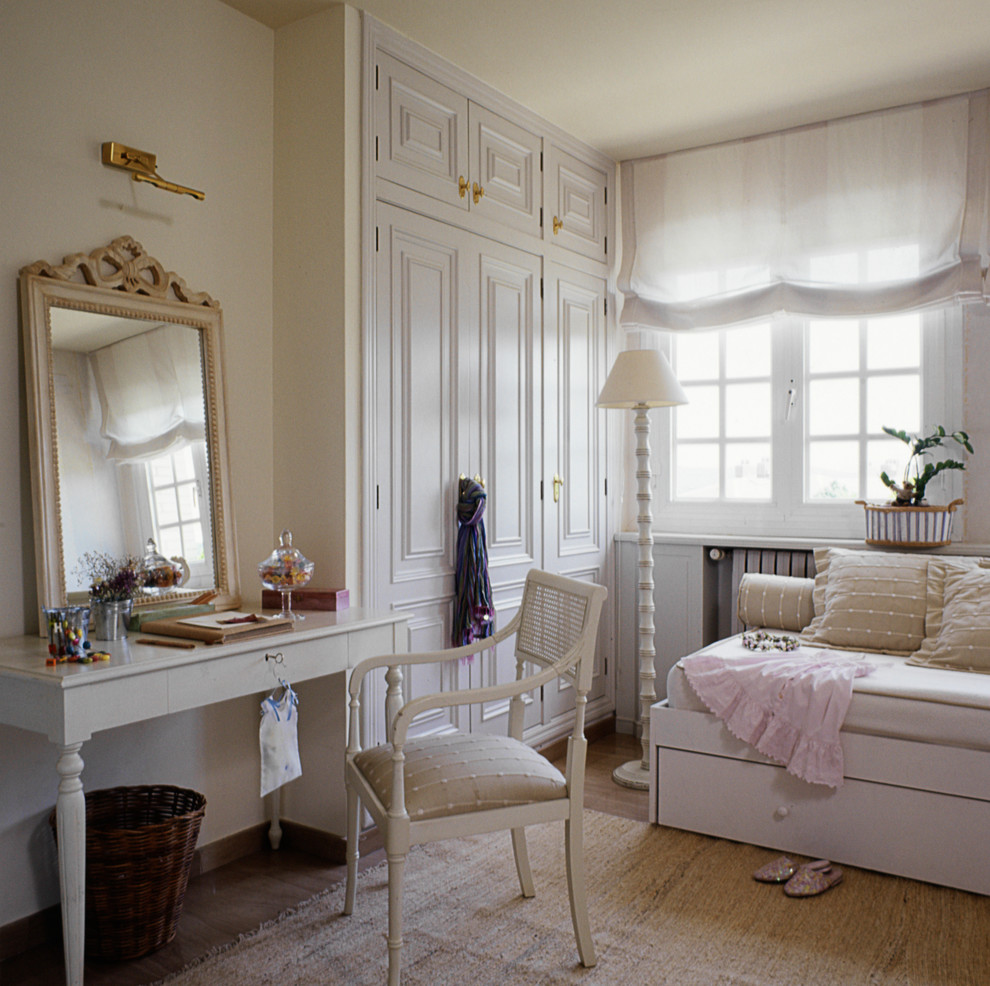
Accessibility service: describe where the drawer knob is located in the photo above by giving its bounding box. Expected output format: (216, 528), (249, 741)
(774, 805), (789, 819)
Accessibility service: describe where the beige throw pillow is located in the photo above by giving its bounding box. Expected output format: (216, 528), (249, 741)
(737, 573), (815, 631)
(799, 547), (929, 654)
(909, 561), (990, 674)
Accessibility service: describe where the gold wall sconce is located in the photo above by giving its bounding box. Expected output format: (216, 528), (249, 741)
(101, 141), (205, 201)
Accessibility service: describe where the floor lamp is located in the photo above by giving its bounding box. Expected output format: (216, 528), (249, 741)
(597, 349), (687, 790)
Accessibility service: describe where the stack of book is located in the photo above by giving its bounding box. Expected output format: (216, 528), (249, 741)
(138, 612), (292, 645)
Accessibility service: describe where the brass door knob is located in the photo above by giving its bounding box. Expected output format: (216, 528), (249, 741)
(458, 175), (469, 199)
(472, 181), (485, 204)
(553, 215), (564, 235)
(553, 472), (564, 503)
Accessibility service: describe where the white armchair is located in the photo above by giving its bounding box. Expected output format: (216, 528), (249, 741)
(343, 569), (607, 986)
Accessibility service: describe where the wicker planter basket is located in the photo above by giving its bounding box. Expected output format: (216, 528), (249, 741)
(856, 498), (964, 548)
(50, 785), (206, 960)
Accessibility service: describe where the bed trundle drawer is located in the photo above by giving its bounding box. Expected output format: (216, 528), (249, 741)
(656, 748), (990, 895)
(652, 705), (990, 895)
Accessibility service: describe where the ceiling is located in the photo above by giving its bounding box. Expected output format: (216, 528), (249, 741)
(222, 0), (990, 160)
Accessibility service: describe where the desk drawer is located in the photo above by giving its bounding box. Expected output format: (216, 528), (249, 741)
(167, 635), (348, 713)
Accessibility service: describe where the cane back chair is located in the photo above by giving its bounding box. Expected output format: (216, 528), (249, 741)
(342, 569), (607, 985)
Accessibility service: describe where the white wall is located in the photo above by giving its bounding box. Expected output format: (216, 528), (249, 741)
(272, 4), (363, 599)
(0, 0), (275, 926)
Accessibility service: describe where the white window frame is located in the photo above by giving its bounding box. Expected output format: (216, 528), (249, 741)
(646, 306), (964, 540)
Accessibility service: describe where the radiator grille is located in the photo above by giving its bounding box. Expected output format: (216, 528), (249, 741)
(730, 548), (815, 634)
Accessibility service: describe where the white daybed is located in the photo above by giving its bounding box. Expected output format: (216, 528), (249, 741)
(650, 547), (990, 896)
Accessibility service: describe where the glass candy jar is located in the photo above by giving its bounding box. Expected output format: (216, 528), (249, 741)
(139, 537), (190, 596)
(258, 529), (314, 620)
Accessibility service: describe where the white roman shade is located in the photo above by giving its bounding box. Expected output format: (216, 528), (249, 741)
(90, 323), (206, 460)
(618, 91), (990, 331)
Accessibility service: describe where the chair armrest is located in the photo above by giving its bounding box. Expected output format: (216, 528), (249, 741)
(348, 612), (520, 697)
(391, 640), (584, 746)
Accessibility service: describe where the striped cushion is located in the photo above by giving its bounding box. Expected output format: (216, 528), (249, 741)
(799, 547), (929, 654)
(352, 731), (567, 820)
(737, 573), (815, 631)
(910, 560), (990, 673)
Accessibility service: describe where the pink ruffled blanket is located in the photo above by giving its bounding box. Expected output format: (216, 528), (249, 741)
(681, 649), (875, 788)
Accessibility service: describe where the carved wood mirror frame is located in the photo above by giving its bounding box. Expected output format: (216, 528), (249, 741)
(20, 236), (240, 616)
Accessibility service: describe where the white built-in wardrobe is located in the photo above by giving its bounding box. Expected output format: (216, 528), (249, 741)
(363, 18), (616, 748)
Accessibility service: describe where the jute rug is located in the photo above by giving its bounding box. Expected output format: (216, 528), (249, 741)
(153, 811), (989, 985)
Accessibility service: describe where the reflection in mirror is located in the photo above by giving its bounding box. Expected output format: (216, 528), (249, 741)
(51, 311), (215, 597)
(20, 237), (240, 620)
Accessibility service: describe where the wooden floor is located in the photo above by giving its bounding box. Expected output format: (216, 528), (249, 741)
(1, 733), (646, 986)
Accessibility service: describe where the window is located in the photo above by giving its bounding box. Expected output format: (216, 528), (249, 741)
(653, 303), (962, 539)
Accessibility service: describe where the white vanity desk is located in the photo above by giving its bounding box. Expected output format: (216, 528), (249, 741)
(0, 608), (408, 986)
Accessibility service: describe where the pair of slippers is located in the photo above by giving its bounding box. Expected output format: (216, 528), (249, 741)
(753, 856), (843, 897)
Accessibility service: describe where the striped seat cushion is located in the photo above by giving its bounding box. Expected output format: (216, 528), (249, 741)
(352, 731), (567, 820)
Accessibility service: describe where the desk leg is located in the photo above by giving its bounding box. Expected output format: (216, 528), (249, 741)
(55, 742), (86, 986)
(267, 788), (282, 849)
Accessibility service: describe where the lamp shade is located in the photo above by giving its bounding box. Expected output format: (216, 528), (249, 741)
(596, 349), (688, 408)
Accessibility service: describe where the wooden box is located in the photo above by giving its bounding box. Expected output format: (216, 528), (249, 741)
(261, 587), (349, 611)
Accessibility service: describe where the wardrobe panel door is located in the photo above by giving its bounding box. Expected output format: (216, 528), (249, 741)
(545, 145), (608, 262)
(374, 205), (475, 735)
(470, 102), (542, 237)
(542, 263), (609, 726)
(376, 51), (469, 208)
(478, 242), (542, 584)
(468, 241), (543, 736)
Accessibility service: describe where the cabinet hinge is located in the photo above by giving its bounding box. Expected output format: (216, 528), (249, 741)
(604, 186), (607, 205)
(604, 297), (608, 316)
(604, 477), (608, 496)
(540, 206), (543, 227)
(539, 479), (544, 500)
(375, 135), (379, 162)
(376, 226), (379, 252)
(540, 277), (544, 300)
(540, 151), (543, 171)
(375, 64), (379, 90)
(376, 485), (380, 509)
(604, 234), (608, 255)
(604, 657), (608, 675)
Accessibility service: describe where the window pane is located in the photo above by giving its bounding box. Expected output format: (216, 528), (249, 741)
(675, 443), (718, 498)
(808, 440), (859, 500)
(808, 320), (859, 373)
(674, 333), (719, 381)
(867, 374), (920, 434)
(867, 439), (907, 501)
(173, 445), (196, 482)
(726, 443), (771, 499)
(725, 383), (771, 437)
(159, 527), (183, 558)
(155, 488), (179, 526)
(149, 456), (174, 487)
(809, 378), (859, 435)
(725, 324), (771, 378)
(177, 482), (199, 522)
(866, 314), (921, 369)
(182, 522), (206, 563)
(675, 385), (719, 438)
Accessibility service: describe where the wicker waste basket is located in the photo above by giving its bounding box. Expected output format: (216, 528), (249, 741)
(50, 785), (206, 960)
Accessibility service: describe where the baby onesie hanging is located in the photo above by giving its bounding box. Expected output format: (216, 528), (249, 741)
(259, 680), (302, 797)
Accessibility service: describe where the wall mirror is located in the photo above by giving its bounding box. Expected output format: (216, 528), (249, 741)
(20, 236), (240, 616)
